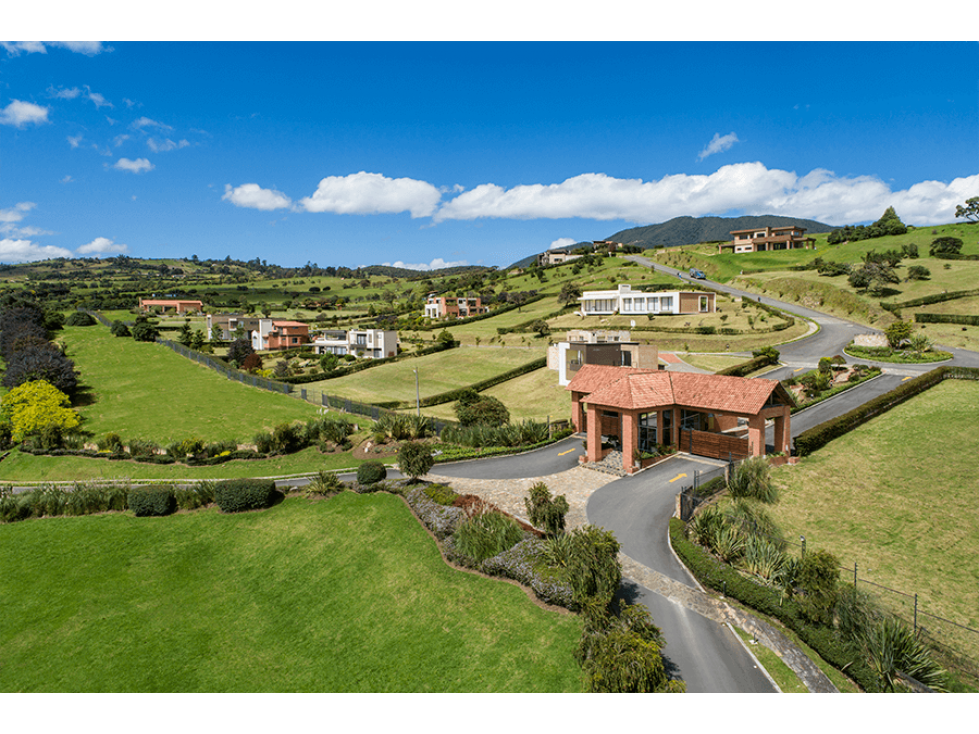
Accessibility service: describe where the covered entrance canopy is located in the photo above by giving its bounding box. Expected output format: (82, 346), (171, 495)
(567, 365), (794, 474)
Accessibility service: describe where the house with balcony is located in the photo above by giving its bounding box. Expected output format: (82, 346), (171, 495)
(251, 319), (310, 351)
(424, 294), (489, 320)
(578, 284), (715, 316)
(568, 364), (793, 473)
(719, 225), (816, 254)
(537, 249), (583, 267)
(311, 329), (398, 360)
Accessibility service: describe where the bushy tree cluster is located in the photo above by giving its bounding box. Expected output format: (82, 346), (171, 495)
(454, 389), (510, 427)
(827, 206), (908, 244)
(0, 300), (77, 395)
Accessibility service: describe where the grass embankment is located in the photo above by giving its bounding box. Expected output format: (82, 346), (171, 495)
(0, 492), (583, 692)
(769, 379), (979, 667)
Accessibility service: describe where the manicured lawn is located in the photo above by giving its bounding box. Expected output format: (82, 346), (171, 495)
(769, 380), (979, 664)
(62, 324), (320, 444)
(0, 492), (583, 692)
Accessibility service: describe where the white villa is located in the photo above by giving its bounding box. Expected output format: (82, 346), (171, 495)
(311, 329), (398, 360)
(578, 284), (716, 316)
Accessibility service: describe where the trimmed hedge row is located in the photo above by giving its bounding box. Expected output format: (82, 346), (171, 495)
(913, 313), (979, 326)
(793, 366), (979, 457)
(278, 339), (458, 385)
(128, 486), (176, 517)
(880, 287), (979, 315)
(715, 353), (780, 378)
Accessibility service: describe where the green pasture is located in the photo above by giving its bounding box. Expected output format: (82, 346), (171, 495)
(770, 379), (979, 665)
(0, 492), (583, 692)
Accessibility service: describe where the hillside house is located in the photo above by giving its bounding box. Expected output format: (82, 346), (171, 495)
(720, 225), (815, 254)
(568, 364), (793, 472)
(139, 298), (203, 315)
(578, 284), (715, 316)
(424, 294), (488, 320)
(593, 240), (624, 254)
(537, 249), (583, 267)
(251, 319), (310, 351)
(311, 329), (398, 360)
(548, 330), (660, 386)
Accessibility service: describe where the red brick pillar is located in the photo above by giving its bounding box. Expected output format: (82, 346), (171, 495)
(748, 414), (766, 456)
(586, 404), (602, 463)
(622, 410), (638, 474)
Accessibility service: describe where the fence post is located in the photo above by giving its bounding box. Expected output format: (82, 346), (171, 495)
(800, 535), (806, 558)
(914, 593), (918, 635)
(854, 562), (858, 596)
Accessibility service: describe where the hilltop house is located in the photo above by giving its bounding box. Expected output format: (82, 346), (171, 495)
(537, 249), (583, 267)
(311, 329), (398, 360)
(139, 298), (203, 315)
(720, 225), (815, 254)
(578, 284), (715, 316)
(424, 294), (488, 320)
(568, 364), (793, 472)
(251, 319), (310, 351)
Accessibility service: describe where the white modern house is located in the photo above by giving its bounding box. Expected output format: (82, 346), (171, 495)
(311, 329), (398, 360)
(548, 330), (660, 386)
(578, 284), (715, 316)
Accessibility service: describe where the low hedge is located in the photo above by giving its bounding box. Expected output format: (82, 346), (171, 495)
(914, 313), (979, 326)
(128, 486), (176, 517)
(213, 479), (279, 513)
(880, 287), (979, 315)
(279, 339), (458, 385)
(715, 354), (779, 378)
(356, 460), (387, 485)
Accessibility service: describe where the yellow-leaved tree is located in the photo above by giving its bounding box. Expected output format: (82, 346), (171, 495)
(0, 379), (81, 442)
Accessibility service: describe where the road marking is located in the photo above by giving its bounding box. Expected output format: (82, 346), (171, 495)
(558, 448), (577, 456)
(902, 376), (914, 381)
(669, 473), (687, 483)
(793, 367), (805, 373)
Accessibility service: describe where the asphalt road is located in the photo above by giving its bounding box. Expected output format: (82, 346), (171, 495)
(427, 434), (584, 479)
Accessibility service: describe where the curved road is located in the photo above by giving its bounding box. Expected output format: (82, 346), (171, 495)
(430, 260), (979, 692)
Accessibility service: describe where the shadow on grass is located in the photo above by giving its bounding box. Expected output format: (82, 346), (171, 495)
(71, 384), (97, 407)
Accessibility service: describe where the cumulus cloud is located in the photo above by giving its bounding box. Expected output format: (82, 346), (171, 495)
(131, 116), (172, 131)
(48, 85), (82, 99)
(550, 237), (577, 249)
(147, 137), (189, 153)
(222, 183), (292, 211)
(0, 238), (73, 263)
(0, 99), (50, 127)
(380, 258), (469, 271)
(112, 157), (154, 173)
(434, 163), (979, 226)
(77, 236), (129, 256)
(299, 172), (442, 218)
(698, 132), (741, 161)
(2, 42), (109, 56)
(0, 202), (54, 238)
(0, 202), (36, 225)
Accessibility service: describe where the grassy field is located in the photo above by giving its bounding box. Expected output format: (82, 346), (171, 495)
(0, 492), (583, 692)
(768, 379), (979, 665)
(304, 346), (545, 405)
(62, 324), (320, 444)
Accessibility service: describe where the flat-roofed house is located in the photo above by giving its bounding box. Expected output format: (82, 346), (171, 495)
(251, 319), (310, 351)
(139, 298), (203, 315)
(311, 329), (398, 359)
(578, 284), (715, 316)
(720, 225), (815, 254)
(423, 294), (488, 319)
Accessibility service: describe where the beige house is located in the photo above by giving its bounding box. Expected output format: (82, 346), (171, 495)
(720, 225), (815, 254)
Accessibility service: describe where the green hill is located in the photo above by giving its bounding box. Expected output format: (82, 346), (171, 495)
(608, 215), (837, 250)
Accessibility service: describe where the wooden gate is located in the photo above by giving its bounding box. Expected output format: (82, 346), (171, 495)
(680, 429), (750, 461)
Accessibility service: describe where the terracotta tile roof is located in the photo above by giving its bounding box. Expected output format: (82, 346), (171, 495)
(570, 365), (785, 415)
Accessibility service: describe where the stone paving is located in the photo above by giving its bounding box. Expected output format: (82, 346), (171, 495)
(424, 462), (838, 693)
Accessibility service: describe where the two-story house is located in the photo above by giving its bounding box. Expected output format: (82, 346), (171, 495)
(423, 294), (488, 320)
(206, 314), (263, 341)
(251, 319), (310, 351)
(311, 329), (398, 360)
(720, 225), (815, 254)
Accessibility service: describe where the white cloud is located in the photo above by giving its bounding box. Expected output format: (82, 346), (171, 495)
(299, 171), (442, 218)
(0, 99), (50, 127)
(0, 202), (36, 224)
(61, 175), (73, 184)
(112, 157), (154, 173)
(434, 164), (979, 226)
(550, 237), (577, 249)
(698, 132), (741, 161)
(77, 236), (129, 256)
(2, 42), (109, 57)
(131, 116), (172, 131)
(85, 87), (112, 109)
(0, 238), (73, 263)
(147, 137), (189, 153)
(113, 134), (130, 147)
(67, 134), (84, 148)
(48, 85), (82, 99)
(380, 257), (469, 271)
(222, 183), (292, 211)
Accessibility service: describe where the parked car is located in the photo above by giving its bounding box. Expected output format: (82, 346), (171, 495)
(688, 268), (706, 279)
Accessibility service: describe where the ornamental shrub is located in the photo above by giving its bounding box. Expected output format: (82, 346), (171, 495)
(397, 441), (434, 482)
(110, 320), (131, 337)
(524, 481), (570, 537)
(128, 486), (176, 517)
(727, 456), (778, 504)
(65, 311), (96, 327)
(213, 478), (278, 513)
(565, 525), (622, 606)
(452, 510), (524, 563)
(356, 460), (387, 485)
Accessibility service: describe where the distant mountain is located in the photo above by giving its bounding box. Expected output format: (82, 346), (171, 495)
(606, 215), (837, 250)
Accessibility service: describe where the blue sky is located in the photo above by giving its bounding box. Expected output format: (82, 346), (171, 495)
(2, 39), (977, 270)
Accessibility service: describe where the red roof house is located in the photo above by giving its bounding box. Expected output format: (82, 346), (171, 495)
(567, 364), (793, 473)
